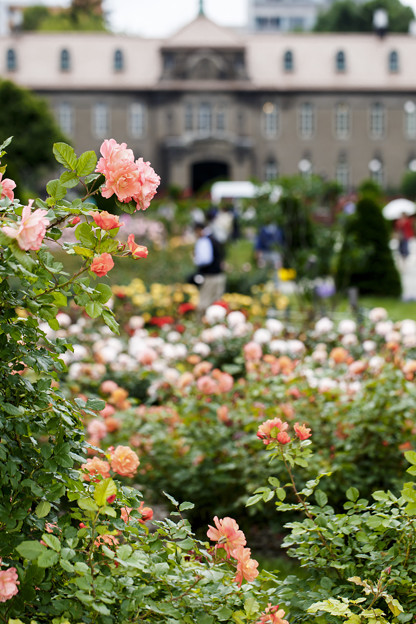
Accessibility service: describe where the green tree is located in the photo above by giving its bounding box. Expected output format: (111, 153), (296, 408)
(400, 170), (416, 200)
(314, 0), (414, 32)
(0, 80), (67, 192)
(336, 195), (402, 296)
(22, 0), (106, 32)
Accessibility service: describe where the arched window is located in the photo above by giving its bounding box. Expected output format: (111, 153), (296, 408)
(6, 48), (16, 72)
(283, 50), (294, 72)
(299, 102), (314, 139)
(335, 50), (346, 72)
(265, 158), (278, 181)
(114, 49), (124, 72)
(60, 49), (71, 72)
(336, 155), (349, 188)
(198, 102), (212, 134)
(388, 50), (399, 73)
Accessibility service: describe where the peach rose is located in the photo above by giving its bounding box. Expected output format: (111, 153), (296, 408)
(0, 172), (16, 201)
(91, 210), (123, 230)
(127, 233), (148, 258)
(0, 567), (19, 602)
(233, 546), (259, 586)
(81, 456), (111, 482)
(2, 199), (49, 251)
(110, 445), (140, 478)
(90, 253), (114, 277)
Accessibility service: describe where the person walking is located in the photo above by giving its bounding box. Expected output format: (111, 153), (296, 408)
(395, 212), (414, 268)
(193, 220), (226, 317)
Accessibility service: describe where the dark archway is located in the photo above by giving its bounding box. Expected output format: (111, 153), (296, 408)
(191, 160), (229, 193)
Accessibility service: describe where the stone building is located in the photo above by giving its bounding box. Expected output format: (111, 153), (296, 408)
(1, 10), (416, 192)
(248, 0), (330, 33)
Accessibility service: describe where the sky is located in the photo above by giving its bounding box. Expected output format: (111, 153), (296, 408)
(8, 0), (416, 37)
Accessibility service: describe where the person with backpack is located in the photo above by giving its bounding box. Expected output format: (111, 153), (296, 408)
(192, 219), (226, 316)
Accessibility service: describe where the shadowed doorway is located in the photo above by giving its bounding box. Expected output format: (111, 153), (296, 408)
(191, 160), (229, 193)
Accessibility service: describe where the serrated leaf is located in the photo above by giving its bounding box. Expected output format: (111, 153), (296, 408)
(77, 497), (98, 512)
(75, 222), (95, 247)
(179, 501), (194, 511)
(405, 450), (416, 465)
(315, 489), (328, 507)
(46, 179), (67, 201)
(86, 301), (103, 318)
(53, 142), (77, 170)
(41, 533), (61, 552)
(85, 398), (105, 411)
(37, 549), (59, 568)
(246, 493), (263, 507)
(0, 136), (13, 152)
(94, 283), (113, 304)
(16, 540), (46, 560)
(73, 245), (94, 258)
(346, 487), (359, 502)
(94, 478), (117, 507)
(35, 501), (51, 518)
(102, 309), (119, 334)
(60, 170), (79, 188)
(77, 151), (97, 176)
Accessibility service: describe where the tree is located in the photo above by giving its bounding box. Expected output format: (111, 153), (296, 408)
(22, 1), (106, 32)
(0, 80), (66, 192)
(400, 170), (416, 200)
(336, 195), (402, 296)
(314, 0), (414, 32)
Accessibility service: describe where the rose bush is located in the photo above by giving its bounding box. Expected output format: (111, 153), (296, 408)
(0, 137), (280, 623)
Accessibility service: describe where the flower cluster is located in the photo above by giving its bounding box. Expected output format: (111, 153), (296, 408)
(81, 444), (140, 481)
(2, 199), (49, 251)
(96, 138), (160, 211)
(207, 516), (259, 586)
(257, 417), (312, 446)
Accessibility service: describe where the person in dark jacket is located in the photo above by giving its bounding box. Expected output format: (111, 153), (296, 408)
(193, 220), (226, 315)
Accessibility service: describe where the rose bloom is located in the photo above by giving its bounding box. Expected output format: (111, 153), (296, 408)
(0, 567), (19, 602)
(110, 445), (140, 478)
(138, 500), (154, 523)
(256, 604), (289, 624)
(94, 534), (119, 548)
(294, 422), (312, 440)
(100, 403), (116, 419)
(127, 233), (148, 258)
(100, 380), (119, 394)
(0, 172), (16, 201)
(215, 371), (234, 393)
(243, 341), (263, 362)
(207, 516), (246, 558)
(81, 456), (111, 482)
(87, 418), (108, 440)
(3, 199), (49, 251)
(91, 210), (123, 230)
(196, 374), (218, 395)
(233, 546), (259, 586)
(257, 418), (289, 445)
(90, 253), (114, 277)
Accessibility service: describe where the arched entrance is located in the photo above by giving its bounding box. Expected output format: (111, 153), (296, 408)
(191, 160), (229, 193)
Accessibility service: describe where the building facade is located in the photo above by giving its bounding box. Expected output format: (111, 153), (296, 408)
(247, 0), (331, 33)
(1, 13), (416, 192)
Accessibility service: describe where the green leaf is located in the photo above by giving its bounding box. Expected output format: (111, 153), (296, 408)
(0, 136), (13, 152)
(41, 533), (61, 552)
(46, 179), (67, 201)
(102, 309), (119, 334)
(35, 501), (51, 518)
(74, 246), (94, 258)
(115, 198), (136, 214)
(315, 489), (328, 507)
(246, 493), (263, 507)
(405, 450), (416, 465)
(37, 549), (59, 568)
(85, 398), (105, 411)
(75, 222), (95, 248)
(94, 283), (113, 304)
(276, 487), (286, 501)
(94, 478), (117, 507)
(244, 597), (260, 617)
(77, 151), (97, 176)
(2, 402), (24, 416)
(77, 497), (99, 512)
(60, 170), (79, 188)
(86, 301), (103, 319)
(53, 142), (77, 170)
(16, 540), (46, 560)
(346, 487), (359, 502)
(179, 501), (194, 511)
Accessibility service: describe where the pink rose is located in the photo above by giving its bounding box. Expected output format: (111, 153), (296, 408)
(0, 567), (19, 602)
(132, 158), (161, 211)
(90, 253), (114, 277)
(110, 445), (140, 478)
(0, 172), (16, 201)
(2, 200), (49, 250)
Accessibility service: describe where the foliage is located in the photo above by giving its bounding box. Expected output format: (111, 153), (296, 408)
(314, 0), (414, 32)
(0, 138), (278, 623)
(336, 195), (402, 297)
(400, 171), (416, 200)
(22, 0), (106, 31)
(0, 81), (67, 193)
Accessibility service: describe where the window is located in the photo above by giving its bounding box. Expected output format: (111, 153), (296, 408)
(283, 50), (294, 72)
(335, 50), (346, 72)
(58, 102), (73, 136)
(369, 158), (384, 185)
(129, 103), (145, 138)
(237, 110), (245, 134)
(404, 101), (416, 139)
(262, 102), (278, 138)
(299, 102), (314, 139)
(60, 49), (71, 72)
(114, 49), (124, 72)
(185, 103), (193, 131)
(216, 106), (226, 132)
(6, 48), (16, 72)
(93, 103), (109, 138)
(335, 103), (350, 140)
(265, 158), (278, 181)
(198, 102), (212, 133)
(336, 158), (349, 188)
(370, 102), (385, 139)
(388, 50), (399, 73)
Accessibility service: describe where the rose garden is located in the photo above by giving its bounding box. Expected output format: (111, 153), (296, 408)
(1, 135), (416, 624)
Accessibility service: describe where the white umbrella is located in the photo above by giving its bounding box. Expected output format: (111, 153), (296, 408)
(382, 198), (416, 220)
